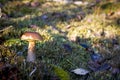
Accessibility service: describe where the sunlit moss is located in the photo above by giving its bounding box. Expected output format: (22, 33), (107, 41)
(98, 2), (120, 13)
(0, 45), (16, 63)
(2, 1), (36, 17)
(52, 65), (70, 80)
(4, 39), (21, 47)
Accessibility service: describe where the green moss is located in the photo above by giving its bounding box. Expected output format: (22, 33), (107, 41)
(52, 65), (70, 80)
(0, 0), (9, 4)
(20, 6), (34, 14)
(0, 19), (15, 27)
(4, 39), (21, 46)
(100, 2), (120, 13)
(0, 45), (16, 62)
(2, 1), (35, 17)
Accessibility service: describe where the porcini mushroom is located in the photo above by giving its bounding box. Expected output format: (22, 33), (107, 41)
(21, 32), (43, 62)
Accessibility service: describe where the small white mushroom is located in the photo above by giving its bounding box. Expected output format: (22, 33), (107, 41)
(21, 32), (43, 62)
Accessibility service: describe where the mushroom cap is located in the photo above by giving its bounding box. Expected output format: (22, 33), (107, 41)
(21, 32), (43, 41)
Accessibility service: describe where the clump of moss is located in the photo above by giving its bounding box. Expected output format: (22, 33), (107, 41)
(100, 2), (120, 13)
(0, 19), (15, 27)
(2, 1), (35, 17)
(0, 45), (16, 63)
(0, 0), (9, 4)
(52, 65), (70, 80)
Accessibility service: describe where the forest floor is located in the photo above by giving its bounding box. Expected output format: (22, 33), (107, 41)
(0, 0), (120, 80)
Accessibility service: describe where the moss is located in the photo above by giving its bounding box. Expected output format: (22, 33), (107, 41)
(100, 2), (120, 13)
(0, 19), (15, 27)
(4, 39), (21, 46)
(0, 0), (9, 4)
(2, 1), (35, 17)
(20, 6), (34, 14)
(0, 45), (16, 62)
(52, 65), (70, 80)
(0, 1), (120, 80)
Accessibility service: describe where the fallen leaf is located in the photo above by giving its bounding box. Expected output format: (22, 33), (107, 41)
(71, 68), (89, 75)
(63, 44), (72, 52)
(90, 52), (103, 62)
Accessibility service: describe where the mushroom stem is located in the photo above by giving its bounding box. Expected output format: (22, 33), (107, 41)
(27, 41), (35, 62)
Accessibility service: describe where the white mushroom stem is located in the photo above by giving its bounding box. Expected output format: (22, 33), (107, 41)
(27, 41), (36, 62)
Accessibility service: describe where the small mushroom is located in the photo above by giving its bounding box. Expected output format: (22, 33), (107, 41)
(21, 32), (43, 62)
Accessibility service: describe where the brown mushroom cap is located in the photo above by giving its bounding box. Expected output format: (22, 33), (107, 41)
(21, 32), (43, 41)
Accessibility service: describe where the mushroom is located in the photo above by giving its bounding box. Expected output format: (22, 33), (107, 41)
(21, 32), (43, 62)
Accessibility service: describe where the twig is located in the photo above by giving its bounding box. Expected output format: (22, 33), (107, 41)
(29, 66), (37, 77)
(0, 26), (13, 33)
